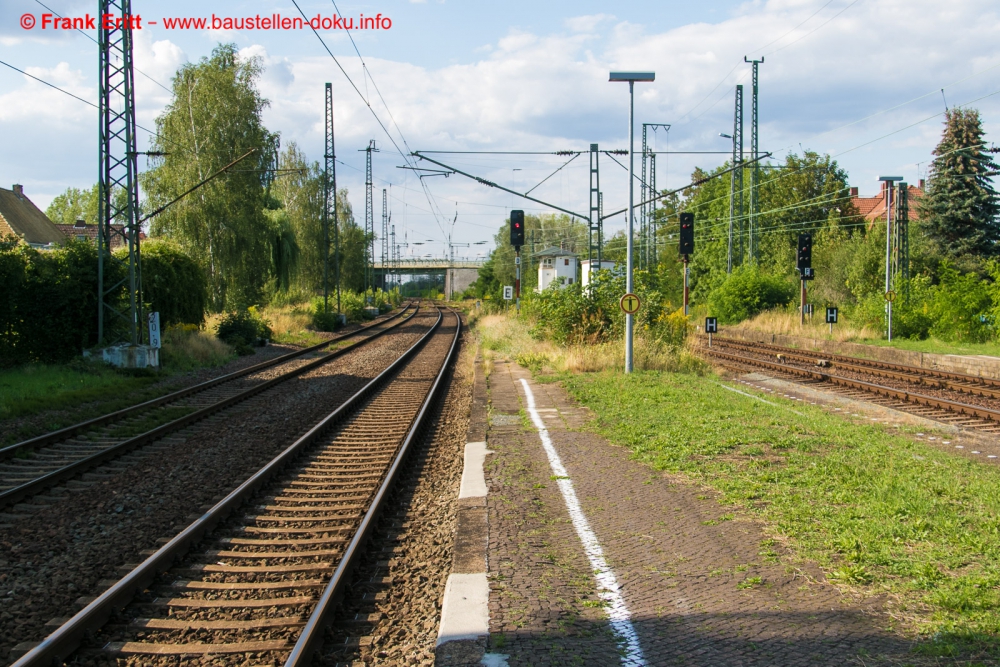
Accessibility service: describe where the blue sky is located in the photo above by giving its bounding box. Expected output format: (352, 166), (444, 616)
(2, 0), (999, 259)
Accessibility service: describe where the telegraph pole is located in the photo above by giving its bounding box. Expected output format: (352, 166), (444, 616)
(745, 57), (763, 263)
(97, 0), (142, 346)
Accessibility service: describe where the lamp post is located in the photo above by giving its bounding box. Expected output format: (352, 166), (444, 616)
(610, 71), (655, 374)
(878, 176), (903, 341)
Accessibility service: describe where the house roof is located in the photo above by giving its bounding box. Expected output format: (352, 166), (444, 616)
(850, 184), (924, 226)
(52, 222), (134, 249)
(0, 185), (66, 246)
(533, 246), (578, 258)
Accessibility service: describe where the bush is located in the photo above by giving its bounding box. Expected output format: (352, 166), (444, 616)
(137, 241), (207, 326)
(311, 300), (344, 332)
(708, 266), (796, 324)
(160, 323), (233, 370)
(215, 308), (272, 355)
(0, 238), (118, 366)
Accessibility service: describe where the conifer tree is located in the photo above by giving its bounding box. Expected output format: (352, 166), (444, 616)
(919, 108), (1000, 258)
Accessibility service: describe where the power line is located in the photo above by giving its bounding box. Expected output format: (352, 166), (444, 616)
(33, 0), (173, 94)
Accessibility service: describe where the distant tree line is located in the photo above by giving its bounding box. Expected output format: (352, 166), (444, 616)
(470, 108), (1000, 344)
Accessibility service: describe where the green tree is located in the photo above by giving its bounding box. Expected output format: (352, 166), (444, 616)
(46, 185), (99, 225)
(141, 43), (278, 310)
(138, 240), (208, 326)
(919, 108), (1000, 258)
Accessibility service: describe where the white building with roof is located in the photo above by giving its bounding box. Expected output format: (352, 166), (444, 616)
(535, 246), (578, 291)
(581, 259), (617, 287)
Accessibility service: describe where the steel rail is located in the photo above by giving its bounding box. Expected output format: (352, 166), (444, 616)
(708, 335), (1000, 389)
(11, 308), (449, 667)
(0, 305), (420, 508)
(286, 308), (461, 665)
(1, 303), (414, 462)
(702, 346), (1000, 424)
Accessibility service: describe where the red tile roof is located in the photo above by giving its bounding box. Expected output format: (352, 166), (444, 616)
(850, 184), (924, 228)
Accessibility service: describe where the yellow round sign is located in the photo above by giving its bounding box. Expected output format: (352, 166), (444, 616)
(620, 293), (641, 315)
(884, 290), (897, 303)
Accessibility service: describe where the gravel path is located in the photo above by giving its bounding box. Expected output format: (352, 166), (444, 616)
(319, 320), (473, 666)
(0, 310), (435, 664)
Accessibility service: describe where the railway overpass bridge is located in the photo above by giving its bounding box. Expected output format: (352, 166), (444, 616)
(373, 258), (486, 299)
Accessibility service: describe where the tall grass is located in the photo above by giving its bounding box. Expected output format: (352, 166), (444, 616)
(159, 324), (234, 371)
(472, 312), (706, 374)
(729, 308), (878, 342)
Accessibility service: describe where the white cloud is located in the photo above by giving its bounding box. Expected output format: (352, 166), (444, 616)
(4, 0), (1000, 230)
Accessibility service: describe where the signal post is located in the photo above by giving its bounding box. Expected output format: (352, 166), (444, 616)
(679, 212), (695, 315)
(797, 233), (812, 325)
(511, 210), (525, 314)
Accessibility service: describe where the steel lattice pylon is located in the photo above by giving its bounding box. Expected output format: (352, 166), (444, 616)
(893, 182), (910, 291)
(363, 140), (377, 300)
(746, 57), (763, 263)
(381, 188), (389, 290)
(728, 84), (744, 272)
(639, 124), (669, 270)
(588, 143), (602, 264)
(323, 82), (340, 314)
(97, 0), (142, 345)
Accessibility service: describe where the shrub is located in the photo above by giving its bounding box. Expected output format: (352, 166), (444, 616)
(137, 240), (207, 326)
(0, 238), (118, 365)
(215, 308), (272, 355)
(160, 323), (233, 370)
(311, 299), (344, 332)
(708, 266), (796, 324)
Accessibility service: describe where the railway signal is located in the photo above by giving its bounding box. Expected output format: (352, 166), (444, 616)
(679, 212), (694, 315)
(705, 316), (718, 347)
(826, 306), (838, 334)
(797, 233), (813, 325)
(510, 210), (524, 314)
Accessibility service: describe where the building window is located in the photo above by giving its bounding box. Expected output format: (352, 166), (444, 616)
(564, 258), (569, 266)
(569, 278), (573, 284)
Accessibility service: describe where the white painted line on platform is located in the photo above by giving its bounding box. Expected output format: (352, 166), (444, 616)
(460, 441), (493, 498)
(519, 378), (645, 667)
(436, 572), (490, 646)
(713, 381), (804, 416)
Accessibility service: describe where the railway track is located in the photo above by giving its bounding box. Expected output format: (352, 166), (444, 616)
(699, 336), (1000, 433)
(0, 304), (416, 511)
(12, 307), (460, 666)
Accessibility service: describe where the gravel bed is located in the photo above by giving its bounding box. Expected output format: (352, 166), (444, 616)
(319, 322), (473, 666)
(0, 310), (436, 664)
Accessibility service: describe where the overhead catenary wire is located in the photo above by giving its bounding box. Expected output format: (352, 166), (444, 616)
(33, 0), (173, 94)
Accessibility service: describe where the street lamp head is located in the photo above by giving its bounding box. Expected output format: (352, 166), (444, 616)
(719, 133), (733, 139)
(877, 176), (904, 182)
(609, 71), (655, 82)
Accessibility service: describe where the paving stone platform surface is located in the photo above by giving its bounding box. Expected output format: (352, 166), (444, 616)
(483, 359), (918, 666)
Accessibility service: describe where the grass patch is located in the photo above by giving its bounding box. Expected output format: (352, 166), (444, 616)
(560, 369), (1000, 656)
(0, 362), (159, 423)
(860, 336), (1000, 358)
(731, 309), (1000, 358)
(472, 311), (707, 374)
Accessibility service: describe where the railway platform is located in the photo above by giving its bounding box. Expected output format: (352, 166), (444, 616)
(438, 356), (918, 666)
